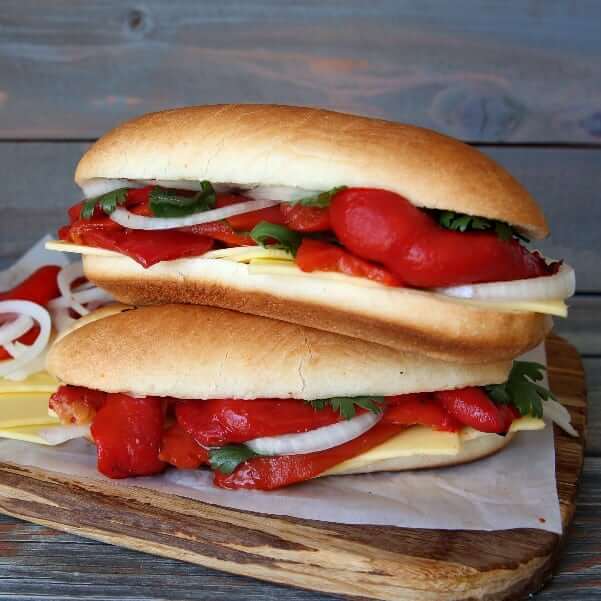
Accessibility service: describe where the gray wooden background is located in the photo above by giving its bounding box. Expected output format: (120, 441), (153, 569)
(0, 2), (599, 599)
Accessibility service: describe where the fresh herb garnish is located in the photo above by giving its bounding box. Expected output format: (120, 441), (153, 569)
(80, 188), (129, 219)
(292, 186), (347, 208)
(209, 444), (262, 475)
(149, 180), (216, 218)
(250, 221), (303, 255)
(437, 210), (529, 243)
(307, 396), (385, 420)
(486, 361), (556, 418)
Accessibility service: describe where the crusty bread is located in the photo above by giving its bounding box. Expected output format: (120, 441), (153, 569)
(323, 431), (514, 476)
(46, 304), (511, 400)
(81, 252), (548, 364)
(75, 105), (548, 238)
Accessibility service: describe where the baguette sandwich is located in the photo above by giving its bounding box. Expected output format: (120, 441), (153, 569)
(45, 304), (556, 490)
(47, 105), (574, 363)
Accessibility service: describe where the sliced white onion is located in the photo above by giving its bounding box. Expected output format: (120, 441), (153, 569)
(0, 301), (51, 377)
(47, 286), (113, 310)
(80, 178), (144, 199)
(544, 400), (578, 437)
(110, 197), (281, 231)
(244, 185), (321, 203)
(0, 314), (33, 346)
(38, 424), (91, 445)
(48, 306), (78, 333)
(436, 263), (575, 302)
(57, 262), (90, 316)
(3, 348), (48, 381)
(246, 412), (381, 456)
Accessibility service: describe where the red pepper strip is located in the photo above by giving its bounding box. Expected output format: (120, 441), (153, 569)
(383, 394), (460, 432)
(183, 221), (255, 246)
(91, 394), (166, 479)
(0, 265), (61, 306)
(215, 195), (286, 231)
(79, 228), (214, 268)
(0, 325), (40, 361)
(176, 398), (344, 446)
(49, 385), (106, 425)
(159, 422), (209, 469)
(214, 422), (406, 490)
(329, 188), (554, 287)
(296, 238), (402, 287)
(434, 388), (514, 434)
(280, 204), (331, 232)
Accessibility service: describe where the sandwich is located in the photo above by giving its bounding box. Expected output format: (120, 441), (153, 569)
(45, 304), (562, 491)
(46, 105), (575, 363)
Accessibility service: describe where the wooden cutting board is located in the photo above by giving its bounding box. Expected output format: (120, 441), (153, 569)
(0, 334), (586, 601)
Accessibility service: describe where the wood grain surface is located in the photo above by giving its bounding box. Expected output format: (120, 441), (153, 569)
(0, 335), (587, 601)
(1, 1), (600, 142)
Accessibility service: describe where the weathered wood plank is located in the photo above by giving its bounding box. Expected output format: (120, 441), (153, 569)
(0, 143), (599, 290)
(1, 1), (600, 141)
(583, 358), (600, 456)
(0, 455), (598, 601)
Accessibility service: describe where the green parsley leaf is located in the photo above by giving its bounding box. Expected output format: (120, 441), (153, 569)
(250, 221), (303, 255)
(149, 180), (216, 218)
(209, 444), (262, 475)
(485, 361), (556, 418)
(80, 188), (129, 219)
(292, 186), (347, 208)
(437, 210), (529, 243)
(306, 396), (385, 420)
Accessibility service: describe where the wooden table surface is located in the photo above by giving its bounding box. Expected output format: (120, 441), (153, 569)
(0, 2), (599, 599)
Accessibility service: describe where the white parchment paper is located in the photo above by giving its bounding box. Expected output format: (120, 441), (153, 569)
(0, 235), (70, 288)
(0, 343), (562, 533)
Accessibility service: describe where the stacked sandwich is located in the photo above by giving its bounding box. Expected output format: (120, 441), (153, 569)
(45, 105), (575, 490)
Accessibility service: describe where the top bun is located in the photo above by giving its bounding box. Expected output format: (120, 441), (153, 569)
(76, 105), (548, 238)
(46, 304), (511, 400)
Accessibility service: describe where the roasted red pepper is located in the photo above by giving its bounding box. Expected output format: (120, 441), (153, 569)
(280, 204), (331, 232)
(329, 188), (553, 287)
(90, 394), (166, 479)
(434, 387), (515, 434)
(0, 265), (61, 306)
(176, 398), (343, 446)
(214, 423), (406, 490)
(159, 422), (209, 469)
(49, 385), (107, 425)
(296, 238), (401, 286)
(79, 228), (214, 268)
(384, 393), (460, 432)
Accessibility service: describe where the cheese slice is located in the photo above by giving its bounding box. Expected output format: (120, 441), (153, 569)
(0, 371), (58, 394)
(325, 418), (545, 475)
(46, 240), (568, 315)
(0, 392), (57, 428)
(0, 422), (61, 445)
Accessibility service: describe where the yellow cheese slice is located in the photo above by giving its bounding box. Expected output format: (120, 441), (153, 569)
(46, 240), (568, 316)
(0, 371), (58, 394)
(326, 418), (545, 475)
(0, 422), (61, 445)
(0, 392), (57, 428)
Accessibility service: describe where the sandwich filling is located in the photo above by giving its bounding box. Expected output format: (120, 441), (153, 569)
(57, 185), (573, 303)
(49, 361), (555, 490)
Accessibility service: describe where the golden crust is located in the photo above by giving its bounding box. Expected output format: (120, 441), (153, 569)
(46, 304), (511, 400)
(82, 253), (548, 364)
(75, 105), (548, 238)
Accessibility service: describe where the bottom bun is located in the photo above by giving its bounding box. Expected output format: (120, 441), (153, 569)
(83, 253), (547, 364)
(323, 431), (514, 476)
